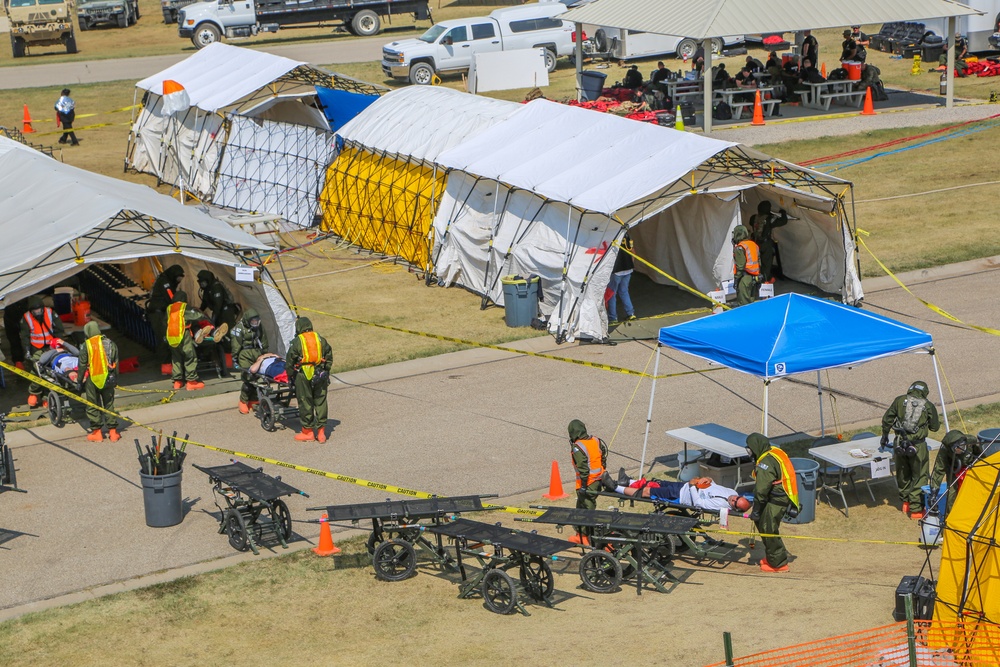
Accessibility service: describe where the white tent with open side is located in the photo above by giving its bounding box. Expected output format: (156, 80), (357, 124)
(430, 99), (862, 341)
(0, 137), (296, 352)
(125, 43), (383, 228)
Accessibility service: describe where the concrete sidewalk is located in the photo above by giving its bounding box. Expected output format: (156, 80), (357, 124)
(3, 257), (1000, 619)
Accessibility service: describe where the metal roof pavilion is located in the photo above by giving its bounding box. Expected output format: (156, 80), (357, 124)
(561, 0), (983, 132)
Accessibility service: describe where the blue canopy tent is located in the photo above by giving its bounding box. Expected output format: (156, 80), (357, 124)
(638, 294), (949, 472)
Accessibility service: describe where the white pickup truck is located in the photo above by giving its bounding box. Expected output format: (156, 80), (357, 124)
(382, 1), (575, 85)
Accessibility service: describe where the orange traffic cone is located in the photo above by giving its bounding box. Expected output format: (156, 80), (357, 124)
(542, 460), (569, 500)
(821, 63), (827, 79)
(861, 86), (876, 116)
(751, 90), (765, 126)
(22, 105), (34, 133)
(313, 514), (341, 556)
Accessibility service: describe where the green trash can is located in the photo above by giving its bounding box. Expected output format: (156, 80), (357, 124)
(500, 275), (540, 328)
(139, 470), (184, 527)
(784, 458), (819, 525)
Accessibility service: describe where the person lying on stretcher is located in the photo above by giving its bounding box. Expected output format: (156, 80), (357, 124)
(247, 353), (288, 383)
(601, 469), (751, 513)
(38, 339), (81, 384)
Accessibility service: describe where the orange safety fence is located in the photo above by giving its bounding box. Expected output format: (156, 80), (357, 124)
(704, 620), (1000, 667)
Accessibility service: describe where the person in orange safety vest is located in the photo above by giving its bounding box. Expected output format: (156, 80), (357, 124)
(20, 295), (65, 407)
(165, 291), (208, 392)
(285, 316), (332, 443)
(568, 419), (609, 545)
(78, 320), (120, 442)
(732, 225), (760, 306)
(746, 432), (800, 572)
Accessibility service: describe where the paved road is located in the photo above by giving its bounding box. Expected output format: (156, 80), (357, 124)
(0, 35), (387, 90)
(4, 257), (1000, 617)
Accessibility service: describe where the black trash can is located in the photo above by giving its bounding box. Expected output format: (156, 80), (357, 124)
(921, 34), (944, 64)
(140, 470), (184, 527)
(579, 70), (608, 102)
(679, 101), (697, 126)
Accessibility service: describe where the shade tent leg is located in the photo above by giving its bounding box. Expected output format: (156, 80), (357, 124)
(638, 345), (661, 476)
(818, 371), (825, 436)
(702, 38), (713, 134)
(575, 22), (584, 102)
(931, 350), (950, 433)
(946, 17), (955, 109)
(763, 380), (769, 437)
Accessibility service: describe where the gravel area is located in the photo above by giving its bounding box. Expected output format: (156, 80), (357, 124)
(713, 101), (999, 146)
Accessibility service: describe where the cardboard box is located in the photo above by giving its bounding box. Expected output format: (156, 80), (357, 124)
(698, 460), (754, 488)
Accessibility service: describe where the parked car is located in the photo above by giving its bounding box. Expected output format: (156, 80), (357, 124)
(381, 1), (575, 85)
(78, 0), (139, 29)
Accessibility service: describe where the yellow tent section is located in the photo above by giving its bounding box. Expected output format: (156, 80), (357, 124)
(319, 144), (444, 272)
(930, 451), (1000, 665)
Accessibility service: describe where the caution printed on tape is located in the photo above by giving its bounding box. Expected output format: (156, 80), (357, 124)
(0, 359), (541, 516)
(696, 526), (925, 547)
(857, 232), (1000, 336)
(292, 305), (720, 381)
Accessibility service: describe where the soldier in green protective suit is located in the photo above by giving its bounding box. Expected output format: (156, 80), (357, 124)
(147, 265), (185, 366)
(746, 432), (799, 573)
(568, 419), (608, 545)
(732, 225), (760, 306)
(749, 200), (788, 283)
(78, 321), (119, 442)
(931, 430), (983, 515)
(285, 316), (332, 443)
(231, 308), (268, 414)
(881, 381), (940, 519)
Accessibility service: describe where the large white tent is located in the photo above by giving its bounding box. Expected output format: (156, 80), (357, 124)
(125, 43), (382, 228)
(319, 87), (520, 270)
(0, 137), (296, 351)
(431, 100), (862, 341)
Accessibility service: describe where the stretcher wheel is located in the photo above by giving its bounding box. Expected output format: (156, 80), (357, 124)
(579, 550), (622, 594)
(519, 556), (554, 601)
(47, 391), (63, 427)
(481, 569), (517, 615)
(270, 499), (292, 541)
(258, 396), (277, 432)
(1, 444), (16, 488)
(372, 539), (417, 582)
(225, 508), (250, 552)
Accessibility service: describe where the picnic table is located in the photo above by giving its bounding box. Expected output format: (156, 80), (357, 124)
(809, 436), (942, 516)
(714, 86), (779, 120)
(801, 80), (866, 110)
(665, 423), (754, 488)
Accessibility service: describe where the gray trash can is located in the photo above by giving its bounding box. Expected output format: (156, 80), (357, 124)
(978, 428), (1000, 459)
(784, 458), (819, 524)
(579, 70), (607, 102)
(140, 470), (184, 527)
(500, 275), (540, 327)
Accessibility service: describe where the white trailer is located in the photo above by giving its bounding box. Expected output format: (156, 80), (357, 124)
(590, 26), (743, 61)
(922, 0), (1000, 52)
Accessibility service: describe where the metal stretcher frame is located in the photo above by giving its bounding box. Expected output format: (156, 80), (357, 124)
(195, 460), (308, 555)
(423, 517), (576, 616)
(524, 506), (700, 595)
(248, 374), (298, 432)
(590, 490), (749, 564)
(34, 356), (81, 428)
(0, 413), (25, 493)
(308, 495), (495, 583)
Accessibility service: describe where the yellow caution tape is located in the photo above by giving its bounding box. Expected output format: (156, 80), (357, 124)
(293, 305), (721, 381)
(74, 104), (139, 119)
(614, 243), (730, 311)
(0, 359), (540, 516)
(116, 385), (178, 404)
(696, 526), (925, 547)
(34, 121), (131, 138)
(857, 231), (1000, 336)
(635, 307), (712, 322)
(4, 411), (31, 418)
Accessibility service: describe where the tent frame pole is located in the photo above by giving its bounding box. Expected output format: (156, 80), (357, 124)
(817, 371), (825, 436)
(575, 22), (584, 102)
(638, 344), (661, 476)
(931, 348), (950, 433)
(763, 380), (770, 437)
(702, 38), (713, 134)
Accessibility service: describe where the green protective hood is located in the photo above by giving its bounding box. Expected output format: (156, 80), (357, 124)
(568, 419), (588, 442)
(757, 200), (771, 215)
(27, 295), (44, 309)
(907, 381), (930, 399)
(164, 265), (185, 280)
(242, 308), (260, 325)
(732, 225), (750, 243)
(746, 432), (771, 460)
(173, 290), (188, 304)
(83, 321), (101, 339)
(941, 429), (968, 448)
(294, 317), (313, 335)
(197, 269), (215, 284)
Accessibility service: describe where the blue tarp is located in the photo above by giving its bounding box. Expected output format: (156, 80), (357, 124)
(657, 294), (933, 379)
(315, 87), (379, 132)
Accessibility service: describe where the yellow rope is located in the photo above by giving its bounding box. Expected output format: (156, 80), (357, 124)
(935, 351), (967, 433)
(608, 345), (657, 448)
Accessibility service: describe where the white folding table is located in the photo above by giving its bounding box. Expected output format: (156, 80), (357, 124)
(665, 423), (753, 488)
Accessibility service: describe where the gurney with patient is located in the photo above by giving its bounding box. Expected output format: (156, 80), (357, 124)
(243, 353), (299, 432)
(34, 340), (83, 427)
